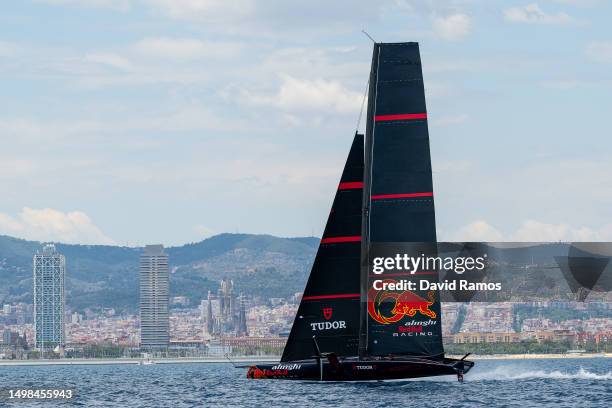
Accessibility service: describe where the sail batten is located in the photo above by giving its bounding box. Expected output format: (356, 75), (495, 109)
(302, 294), (360, 301)
(374, 113), (427, 121)
(338, 181), (364, 190)
(371, 192), (433, 200)
(320, 236), (361, 244)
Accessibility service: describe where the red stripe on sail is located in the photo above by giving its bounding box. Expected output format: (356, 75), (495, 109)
(338, 181), (364, 190)
(374, 113), (427, 122)
(371, 192), (433, 200)
(321, 236), (361, 244)
(302, 293), (360, 301)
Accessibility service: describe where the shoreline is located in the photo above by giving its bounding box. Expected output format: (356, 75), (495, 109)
(0, 353), (609, 366)
(0, 356), (276, 366)
(446, 353), (611, 360)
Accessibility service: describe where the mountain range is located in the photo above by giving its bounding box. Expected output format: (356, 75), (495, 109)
(0, 234), (319, 312)
(2, 234), (609, 313)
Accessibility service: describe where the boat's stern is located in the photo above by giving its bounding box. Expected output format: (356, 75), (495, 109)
(246, 365), (266, 379)
(246, 361), (318, 380)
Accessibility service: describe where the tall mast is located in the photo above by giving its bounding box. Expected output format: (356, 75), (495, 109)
(358, 43), (380, 359)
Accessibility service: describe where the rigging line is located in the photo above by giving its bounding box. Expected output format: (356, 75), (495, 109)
(361, 30), (377, 43)
(355, 77), (369, 133)
(364, 47), (381, 355)
(355, 31), (375, 133)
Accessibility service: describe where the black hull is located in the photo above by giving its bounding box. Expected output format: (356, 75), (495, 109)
(247, 356), (474, 381)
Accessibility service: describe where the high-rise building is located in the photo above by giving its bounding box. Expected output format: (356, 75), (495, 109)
(33, 244), (65, 352)
(139, 244), (169, 349)
(206, 291), (214, 336)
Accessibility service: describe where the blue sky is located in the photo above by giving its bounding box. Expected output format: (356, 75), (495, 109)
(0, 0), (611, 246)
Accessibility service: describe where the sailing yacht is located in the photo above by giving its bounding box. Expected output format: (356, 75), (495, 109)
(247, 42), (474, 381)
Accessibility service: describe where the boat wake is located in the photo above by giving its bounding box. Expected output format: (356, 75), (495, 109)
(469, 366), (612, 381)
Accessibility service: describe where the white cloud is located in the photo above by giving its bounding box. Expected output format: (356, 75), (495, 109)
(0, 117), (105, 143)
(540, 79), (587, 90)
(445, 220), (612, 242)
(192, 224), (215, 239)
(239, 75), (362, 114)
(433, 159), (472, 173)
(0, 207), (115, 245)
(551, 0), (600, 6)
(540, 78), (612, 90)
(424, 81), (455, 100)
(446, 221), (504, 241)
(0, 106), (257, 149)
(504, 3), (576, 25)
(0, 37), (239, 89)
(133, 37), (242, 59)
(432, 13), (471, 41)
(142, 0), (253, 22)
(36, 0), (131, 11)
(0, 157), (36, 179)
(84, 52), (133, 71)
(431, 113), (469, 126)
(585, 41), (612, 64)
(510, 220), (601, 241)
(123, 104), (256, 133)
(0, 41), (17, 57)
(39, 0), (382, 36)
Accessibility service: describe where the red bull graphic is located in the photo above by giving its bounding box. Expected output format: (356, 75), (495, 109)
(368, 279), (437, 324)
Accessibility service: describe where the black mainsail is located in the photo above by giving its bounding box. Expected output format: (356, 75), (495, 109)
(281, 133), (364, 362)
(360, 42), (444, 358)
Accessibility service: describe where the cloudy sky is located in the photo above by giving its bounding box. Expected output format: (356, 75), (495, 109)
(1, 0), (611, 246)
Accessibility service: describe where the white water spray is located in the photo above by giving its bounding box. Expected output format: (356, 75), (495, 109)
(469, 366), (611, 381)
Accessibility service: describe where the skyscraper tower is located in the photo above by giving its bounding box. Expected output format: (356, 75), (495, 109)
(139, 245), (169, 349)
(33, 244), (65, 353)
(206, 290), (214, 336)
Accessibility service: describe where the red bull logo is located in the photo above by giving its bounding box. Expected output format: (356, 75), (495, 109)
(368, 279), (437, 324)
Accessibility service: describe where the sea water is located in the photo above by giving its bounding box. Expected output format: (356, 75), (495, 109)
(0, 358), (610, 407)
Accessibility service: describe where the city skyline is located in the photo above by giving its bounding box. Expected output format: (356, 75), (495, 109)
(0, 241), (609, 359)
(1, 1), (612, 246)
(2, 298), (609, 356)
